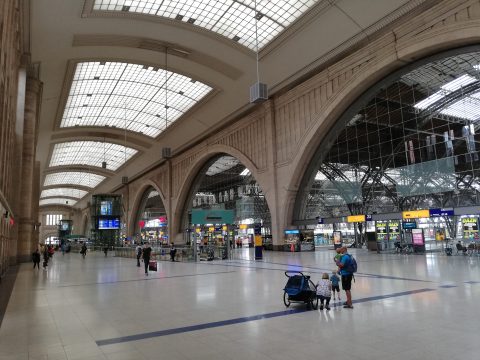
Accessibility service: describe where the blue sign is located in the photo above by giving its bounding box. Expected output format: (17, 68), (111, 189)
(98, 218), (120, 229)
(284, 229), (300, 234)
(317, 217), (324, 224)
(402, 221), (416, 229)
(429, 208), (454, 217)
(366, 214), (373, 221)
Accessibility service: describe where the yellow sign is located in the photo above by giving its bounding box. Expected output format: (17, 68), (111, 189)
(222, 225), (227, 231)
(239, 224), (248, 230)
(402, 210), (429, 219)
(195, 228), (201, 233)
(347, 215), (366, 223)
(208, 226), (215, 232)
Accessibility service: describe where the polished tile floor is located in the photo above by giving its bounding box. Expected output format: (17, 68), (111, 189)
(1, 248), (479, 360)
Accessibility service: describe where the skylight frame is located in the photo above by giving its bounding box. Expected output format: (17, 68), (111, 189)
(43, 172), (106, 188)
(92, 0), (319, 51)
(49, 141), (138, 171)
(39, 198), (78, 207)
(40, 188), (89, 199)
(60, 61), (213, 137)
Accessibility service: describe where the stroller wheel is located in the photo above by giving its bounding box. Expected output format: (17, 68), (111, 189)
(283, 292), (291, 307)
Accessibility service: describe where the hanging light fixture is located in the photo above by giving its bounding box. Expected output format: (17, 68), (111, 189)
(102, 136), (107, 169)
(122, 101), (129, 184)
(162, 48), (172, 159)
(249, 0), (268, 103)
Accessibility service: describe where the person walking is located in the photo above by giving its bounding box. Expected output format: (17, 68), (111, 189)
(136, 244), (142, 267)
(80, 243), (87, 259)
(142, 243), (152, 275)
(335, 246), (355, 309)
(330, 270), (341, 302)
(169, 243), (177, 262)
(32, 248), (41, 269)
(316, 273), (332, 310)
(42, 245), (49, 270)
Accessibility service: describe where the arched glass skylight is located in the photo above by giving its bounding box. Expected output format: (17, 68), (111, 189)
(92, 0), (318, 50)
(44, 172), (106, 188)
(49, 141), (137, 171)
(40, 188), (89, 199)
(39, 198), (77, 207)
(60, 61), (212, 137)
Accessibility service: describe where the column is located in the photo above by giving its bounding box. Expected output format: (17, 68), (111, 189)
(17, 77), (42, 262)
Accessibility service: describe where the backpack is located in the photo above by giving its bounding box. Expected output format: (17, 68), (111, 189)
(344, 254), (357, 274)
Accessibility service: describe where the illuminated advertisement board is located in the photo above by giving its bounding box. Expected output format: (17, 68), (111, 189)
(388, 220), (401, 242)
(375, 221), (388, 242)
(462, 217), (479, 240)
(412, 228), (424, 246)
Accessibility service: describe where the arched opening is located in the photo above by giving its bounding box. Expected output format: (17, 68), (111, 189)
(294, 48), (480, 252)
(133, 186), (168, 246)
(182, 154), (271, 260)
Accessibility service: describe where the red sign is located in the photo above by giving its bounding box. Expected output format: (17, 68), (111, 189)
(138, 220), (145, 229)
(158, 216), (167, 223)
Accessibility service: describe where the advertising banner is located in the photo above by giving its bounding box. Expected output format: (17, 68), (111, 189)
(412, 229), (424, 246)
(375, 221), (388, 242)
(462, 217), (479, 240)
(388, 220), (401, 242)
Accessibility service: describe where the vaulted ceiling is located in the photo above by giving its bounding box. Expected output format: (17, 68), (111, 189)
(30, 0), (431, 209)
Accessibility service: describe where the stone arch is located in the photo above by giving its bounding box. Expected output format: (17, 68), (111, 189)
(129, 179), (167, 239)
(287, 38), (480, 225)
(172, 144), (270, 237)
(42, 231), (58, 243)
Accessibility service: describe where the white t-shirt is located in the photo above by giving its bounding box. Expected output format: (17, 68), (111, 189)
(316, 279), (332, 297)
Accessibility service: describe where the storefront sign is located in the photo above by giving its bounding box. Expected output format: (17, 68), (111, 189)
(402, 221), (416, 229)
(191, 209), (235, 224)
(239, 224), (248, 230)
(347, 215), (366, 223)
(402, 210), (429, 219)
(429, 208), (454, 217)
(284, 229), (300, 234)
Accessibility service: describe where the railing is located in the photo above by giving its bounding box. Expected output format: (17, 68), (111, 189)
(113, 246), (195, 262)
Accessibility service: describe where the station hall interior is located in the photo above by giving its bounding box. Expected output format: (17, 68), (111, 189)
(1, 0), (480, 359)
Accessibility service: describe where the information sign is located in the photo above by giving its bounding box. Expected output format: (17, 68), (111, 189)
(402, 210), (430, 219)
(412, 228), (425, 245)
(375, 221), (388, 241)
(429, 208), (454, 217)
(347, 215), (366, 223)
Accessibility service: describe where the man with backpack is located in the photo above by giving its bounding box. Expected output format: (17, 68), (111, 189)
(335, 246), (357, 309)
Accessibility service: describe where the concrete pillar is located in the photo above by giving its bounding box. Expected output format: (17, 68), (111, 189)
(17, 77), (42, 262)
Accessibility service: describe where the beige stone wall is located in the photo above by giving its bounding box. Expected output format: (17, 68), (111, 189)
(0, 0), (26, 274)
(117, 0), (480, 248)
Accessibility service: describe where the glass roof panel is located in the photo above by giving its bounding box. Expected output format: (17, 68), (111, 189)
(40, 188), (89, 199)
(44, 172), (106, 188)
(49, 141), (137, 171)
(92, 0), (319, 51)
(60, 62), (212, 137)
(206, 156), (240, 176)
(39, 198), (77, 207)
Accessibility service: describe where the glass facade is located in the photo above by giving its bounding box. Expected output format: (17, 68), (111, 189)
(302, 51), (480, 220)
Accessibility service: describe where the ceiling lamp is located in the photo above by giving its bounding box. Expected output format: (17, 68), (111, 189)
(250, 0), (268, 104)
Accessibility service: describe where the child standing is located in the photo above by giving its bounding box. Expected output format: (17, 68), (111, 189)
(316, 273), (332, 310)
(330, 270), (341, 301)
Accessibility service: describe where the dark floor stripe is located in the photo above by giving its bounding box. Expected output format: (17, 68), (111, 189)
(211, 259), (432, 283)
(35, 270), (236, 290)
(96, 287), (435, 346)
